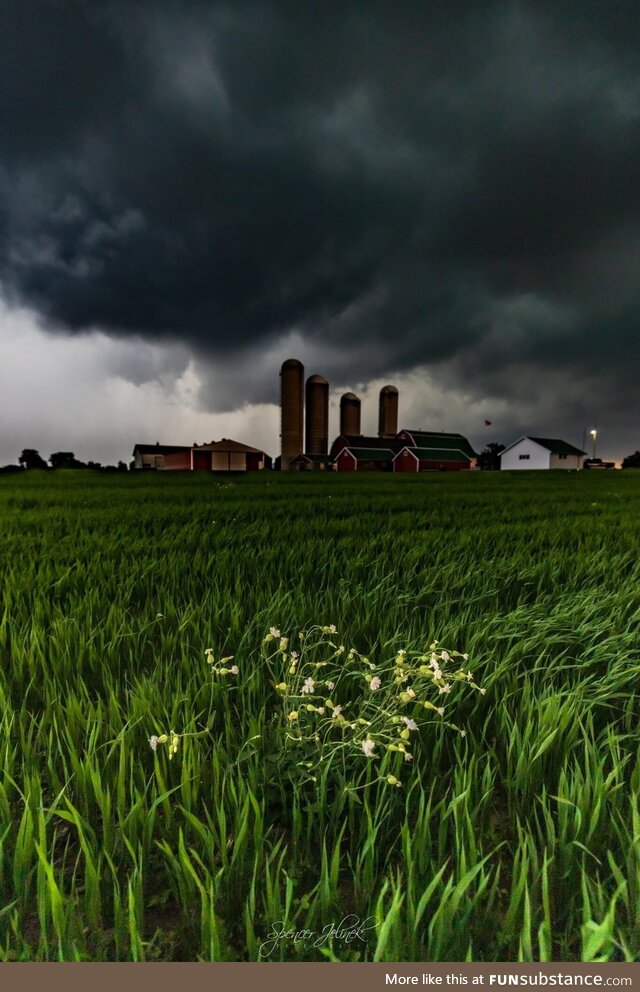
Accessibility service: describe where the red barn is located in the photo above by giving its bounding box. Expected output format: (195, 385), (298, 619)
(329, 430), (477, 473)
(393, 431), (477, 472)
(334, 445), (397, 472)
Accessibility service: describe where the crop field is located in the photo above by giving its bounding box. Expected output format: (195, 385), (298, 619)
(0, 469), (639, 962)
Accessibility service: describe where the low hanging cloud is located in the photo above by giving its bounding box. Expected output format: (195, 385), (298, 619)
(1, 1), (640, 457)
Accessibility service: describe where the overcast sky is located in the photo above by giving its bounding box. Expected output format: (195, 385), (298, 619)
(1, 0), (639, 465)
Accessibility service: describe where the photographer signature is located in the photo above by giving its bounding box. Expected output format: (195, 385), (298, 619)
(259, 914), (378, 958)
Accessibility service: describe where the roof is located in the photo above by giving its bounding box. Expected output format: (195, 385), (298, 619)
(410, 446), (472, 462)
(292, 453), (334, 464)
(194, 438), (264, 453)
(133, 443), (190, 455)
(342, 447), (395, 462)
(500, 436), (586, 457)
(337, 434), (405, 452)
(399, 430), (477, 458)
(528, 436), (587, 456)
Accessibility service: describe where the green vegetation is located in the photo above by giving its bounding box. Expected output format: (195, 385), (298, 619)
(0, 469), (638, 962)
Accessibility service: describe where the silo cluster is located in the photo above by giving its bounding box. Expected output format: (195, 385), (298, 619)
(279, 358), (398, 468)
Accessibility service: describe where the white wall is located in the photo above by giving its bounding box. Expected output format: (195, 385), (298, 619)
(500, 438), (550, 470)
(549, 452), (582, 470)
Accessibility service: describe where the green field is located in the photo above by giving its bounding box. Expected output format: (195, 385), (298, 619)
(0, 469), (639, 962)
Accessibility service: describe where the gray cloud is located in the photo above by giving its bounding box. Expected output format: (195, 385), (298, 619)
(0, 0), (639, 454)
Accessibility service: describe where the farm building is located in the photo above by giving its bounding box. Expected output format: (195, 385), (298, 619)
(132, 443), (191, 470)
(330, 434), (405, 472)
(290, 453), (334, 471)
(499, 437), (586, 470)
(394, 431), (477, 471)
(334, 446), (397, 472)
(191, 439), (269, 471)
(132, 439), (270, 472)
(330, 431), (476, 473)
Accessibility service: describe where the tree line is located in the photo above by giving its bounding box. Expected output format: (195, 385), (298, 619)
(0, 449), (129, 474)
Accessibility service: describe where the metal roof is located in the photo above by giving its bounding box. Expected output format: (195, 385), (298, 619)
(408, 446), (472, 462)
(500, 436), (586, 457)
(133, 444), (190, 455)
(292, 453), (334, 464)
(338, 434), (405, 452)
(344, 447), (395, 461)
(400, 430), (477, 457)
(194, 438), (264, 453)
(528, 437), (587, 456)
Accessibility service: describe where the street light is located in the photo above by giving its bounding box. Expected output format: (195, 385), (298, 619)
(590, 429), (597, 460)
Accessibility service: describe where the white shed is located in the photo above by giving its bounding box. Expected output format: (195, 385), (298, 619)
(500, 436), (586, 470)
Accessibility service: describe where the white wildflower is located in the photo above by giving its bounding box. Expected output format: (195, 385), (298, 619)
(301, 677), (315, 694)
(332, 705), (343, 718)
(402, 717), (418, 731)
(279, 637), (289, 651)
(441, 650), (450, 662)
(478, 687), (486, 695)
(406, 686), (415, 699)
(290, 651), (299, 660)
(230, 665), (239, 675)
(437, 706), (445, 716)
(403, 751), (414, 762)
(149, 735), (158, 752)
(336, 645), (345, 654)
(325, 680), (335, 691)
(438, 683), (452, 695)
(361, 738), (375, 758)
(329, 624), (337, 634)
(369, 675), (381, 691)
(269, 627), (281, 638)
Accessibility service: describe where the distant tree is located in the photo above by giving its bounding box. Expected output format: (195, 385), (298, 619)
(622, 450), (640, 469)
(19, 449), (48, 470)
(0, 464), (23, 474)
(117, 461), (128, 472)
(49, 452), (87, 469)
(87, 460), (102, 470)
(477, 442), (505, 471)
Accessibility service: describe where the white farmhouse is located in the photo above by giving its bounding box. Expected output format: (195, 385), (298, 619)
(500, 436), (586, 470)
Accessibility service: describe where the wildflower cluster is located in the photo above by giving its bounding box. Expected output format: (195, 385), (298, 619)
(148, 730), (181, 759)
(146, 631), (485, 791)
(264, 626), (485, 790)
(204, 647), (239, 677)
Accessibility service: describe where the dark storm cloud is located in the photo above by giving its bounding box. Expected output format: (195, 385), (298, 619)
(1, 0), (640, 410)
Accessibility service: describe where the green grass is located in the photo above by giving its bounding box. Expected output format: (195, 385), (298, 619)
(0, 469), (638, 962)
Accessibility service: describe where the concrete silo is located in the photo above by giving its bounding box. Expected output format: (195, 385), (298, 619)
(280, 359), (304, 469)
(378, 384), (399, 437)
(340, 392), (361, 436)
(305, 374), (329, 455)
